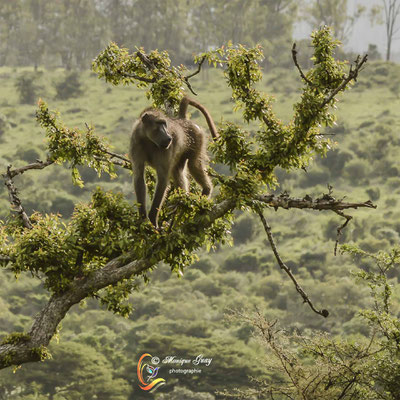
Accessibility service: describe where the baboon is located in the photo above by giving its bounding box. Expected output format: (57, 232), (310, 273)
(129, 96), (218, 228)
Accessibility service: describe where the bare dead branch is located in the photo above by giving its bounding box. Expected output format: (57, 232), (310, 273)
(257, 211), (329, 318)
(291, 43), (313, 86)
(256, 192), (376, 212)
(334, 210), (353, 256)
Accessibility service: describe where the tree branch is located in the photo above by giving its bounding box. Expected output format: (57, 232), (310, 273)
(6, 158), (54, 179)
(118, 71), (156, 83)
(0, 182), (376, 367)
(104, 150), (131, 164)
(333, 210), (353, 256)
(0, 198), (235, 369)
(257, 211), (329, 318)
(183, 56), (206, 96)
(291, 43), (313, 86)
(2, 165), (33, 229)
(256, 192), (376, 212)
(321, 54), (368, 109)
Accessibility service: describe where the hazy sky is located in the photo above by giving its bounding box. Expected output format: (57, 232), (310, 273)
(294, 0), (399, 60)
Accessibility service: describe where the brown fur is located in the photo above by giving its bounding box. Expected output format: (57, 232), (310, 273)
(129, 97), (217, 227)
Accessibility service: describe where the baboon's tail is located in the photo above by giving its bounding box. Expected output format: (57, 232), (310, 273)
(178, 96), (218, 140)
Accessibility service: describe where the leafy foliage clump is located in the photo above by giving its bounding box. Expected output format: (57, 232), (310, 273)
(36, 101), (116, 186)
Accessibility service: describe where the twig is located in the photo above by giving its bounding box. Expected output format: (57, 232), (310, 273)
(3, 165), (33, 229)
(93, 155), (131, 170)
(104, 150), (131, 164)
(119, 71), (155, 83)
(291, 43), (313, 86)
(257, 211), (329, 318)
(321, 54), (368, 109)
(185, 56), (206, 80)
(184, 57), (206, 95)
(334, 210), (353, 256)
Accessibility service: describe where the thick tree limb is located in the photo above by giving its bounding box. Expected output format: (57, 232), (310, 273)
(0, 199), (234, 369)
(258, 211), (329, 318)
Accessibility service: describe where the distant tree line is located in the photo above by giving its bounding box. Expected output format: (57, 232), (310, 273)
(0, 0), (298, 70)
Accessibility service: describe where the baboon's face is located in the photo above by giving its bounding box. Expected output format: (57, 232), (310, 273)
(142, 113), (172, 149)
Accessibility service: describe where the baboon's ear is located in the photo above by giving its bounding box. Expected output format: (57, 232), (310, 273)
(141, 113), (152, 124)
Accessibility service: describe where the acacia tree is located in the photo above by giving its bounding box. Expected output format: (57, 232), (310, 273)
(0, 27), (373, 369)
(221, 246), (400, 399)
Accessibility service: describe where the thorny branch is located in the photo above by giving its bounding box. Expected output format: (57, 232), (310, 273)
(258, 211), (329, 318)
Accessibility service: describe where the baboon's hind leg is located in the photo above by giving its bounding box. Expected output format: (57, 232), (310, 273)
(172, 159), (189, 192)
(188, 158), (212, 197)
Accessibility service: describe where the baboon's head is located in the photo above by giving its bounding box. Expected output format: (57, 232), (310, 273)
(141, 112), (172, 149)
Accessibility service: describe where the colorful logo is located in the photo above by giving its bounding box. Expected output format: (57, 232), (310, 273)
(137, 353), (166, 392)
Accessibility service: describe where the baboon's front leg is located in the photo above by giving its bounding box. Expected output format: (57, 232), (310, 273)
(149, 170), (170, 228)
(133, 162), (146, 219)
